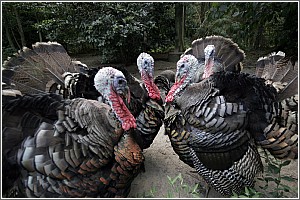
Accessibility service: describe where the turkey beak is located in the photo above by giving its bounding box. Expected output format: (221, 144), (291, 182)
(175, 71), (182, 83)
(118, 86), (130, 104)
(114, 77), (131, 104)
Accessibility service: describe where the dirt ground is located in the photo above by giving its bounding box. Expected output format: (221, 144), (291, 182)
(74, 55), (298, 198)
(127, 125), (298, 198)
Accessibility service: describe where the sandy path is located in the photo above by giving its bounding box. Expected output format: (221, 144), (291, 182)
(128, 126), (223, 198)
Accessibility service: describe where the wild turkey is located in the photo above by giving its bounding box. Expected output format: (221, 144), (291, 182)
(183, 35), (245, 83)
(164, 35), (298, 196)
(2, 67), (145, 198)
(254, 51), (298, 158)
(129, 53), (164, 149)
(2, 42), (164, 150)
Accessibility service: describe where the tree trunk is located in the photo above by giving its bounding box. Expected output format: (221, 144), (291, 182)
(38, 27), (43, 42)
(254, 24), (264, 48)
(4, 25), (17, 51)
(13, 5), (26, 47)
(175, 3), (185, 52)
(3, 13), (17, 51)
(35, 12), (43, 42)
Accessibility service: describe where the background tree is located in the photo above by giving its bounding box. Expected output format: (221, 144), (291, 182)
(175, 3), (185, 52)
(2, 2), (298, 64)
(187, 2), (298, 57)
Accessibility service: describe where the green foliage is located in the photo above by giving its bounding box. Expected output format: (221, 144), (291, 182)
(135, 173), (202, 198)
(231, 150), (298, 198)
(78, 3), (157, 63)
(166, 173), (201, 198)
(231, 187), (262, 198)
(2, 2), (175, 64)
(134, 158), (297, 198)
(185, 2), (297, 56)
(2, 2), (297, 63)
(256, 150), (298, 198)
(133, 185), (157, 198)
(2, 47), (16, 61)
(147, 3), (175, 53)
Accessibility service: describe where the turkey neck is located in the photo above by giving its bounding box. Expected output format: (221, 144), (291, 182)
(108, 87), (136, 131)
(165, 76), (187, 102)
(141, 72), (161, 100)
(202, 58), (214, 79)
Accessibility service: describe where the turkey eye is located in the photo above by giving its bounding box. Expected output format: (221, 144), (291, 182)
(114, 77), (126, 88)
(180, 64), (185, 68)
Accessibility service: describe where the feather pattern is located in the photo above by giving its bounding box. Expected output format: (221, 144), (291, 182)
(2, 42), (164, 151)
(2, 42), (86, 95)
(256, 52), (298, 102)
(2, 68), (144, 198)
(254, 52), (298, 158)
(164, 36), (298, 196)
(183, 35), (245, 75)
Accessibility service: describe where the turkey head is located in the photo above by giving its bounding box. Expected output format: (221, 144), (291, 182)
(182, 35), (245, 82)
(94, 67), (136, 131)
(202, 45), (217, 79)
(165, 54), (199, 103)
(137, 52), (161, 100)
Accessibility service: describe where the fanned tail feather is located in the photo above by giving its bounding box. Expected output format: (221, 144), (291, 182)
(183, 35), (245, 72)
(32, 42), (82, 74)
(2, 42), (86, 95)
(278, 61), (298, 102)
(255, 51), (298, 159)
(255, 51), (298, 102)
(256, 51), (286, 80)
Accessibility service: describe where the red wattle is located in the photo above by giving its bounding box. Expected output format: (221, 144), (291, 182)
(109, 89), (136, 131)
(142, 73), (161, 100)
(165, 76), (186, 102)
